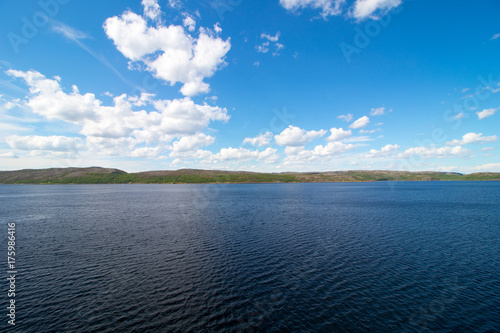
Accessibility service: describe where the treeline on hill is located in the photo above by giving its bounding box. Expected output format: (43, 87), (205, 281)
(4, 171), (298, 184)
(0, 168), (499, 184)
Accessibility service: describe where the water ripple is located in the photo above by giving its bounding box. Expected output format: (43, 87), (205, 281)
(0, 182), (499, 332)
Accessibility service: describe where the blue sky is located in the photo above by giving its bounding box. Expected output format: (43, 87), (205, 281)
(0, 0), (499, 173)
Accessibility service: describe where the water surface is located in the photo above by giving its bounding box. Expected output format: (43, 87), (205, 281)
(1, 182), (499, 332)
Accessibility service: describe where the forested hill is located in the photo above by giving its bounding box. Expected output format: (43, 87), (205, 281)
(0, 167), (499, 184)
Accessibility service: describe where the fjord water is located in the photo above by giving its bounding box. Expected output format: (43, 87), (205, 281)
(1, 182), (499, 332)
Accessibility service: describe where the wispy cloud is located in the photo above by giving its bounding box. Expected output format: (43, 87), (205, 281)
(338, 113), (353, 122)
(50, 20), (144, 93)
(491, 33), (500, 40)
(51, 21), (90, 41)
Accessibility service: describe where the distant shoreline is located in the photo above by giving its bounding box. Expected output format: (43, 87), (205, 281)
(0, 167), (499, 185)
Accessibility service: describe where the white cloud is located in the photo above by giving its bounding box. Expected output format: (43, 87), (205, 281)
(370, 107), (385, 116)
(51, 21), (90, 41)
(283, 141), (355, 165)
(8, 69), (230, 157)
(279, 0), (345, 18)
(261, 32), (280, 42)
(6, 69), (99, 123)
(365, 144), (399, 158)
(103, 3), (230, 96)
(446, 133), (498, 146)
(337, 113), (353, 122)
(343, 135), (373, 143)
(128, 146), (162, 159)
(168, 148), (212, 161)
(284, 146), (304, 155)
(351, 0), (402, 20)
(326, 127), (352, 142)
(312, 141), (356, 156)
(473, 163), (500, 171)
(170, 133), (215, 152)
(0, 152), (19, 159)
(213, 23), (222, 34)
(453, 113), (464, 119)
(142, 0), (161, 22)
(398, 146), (472, 159)
(359, 128), (381, 134)
(183, 15), (196, 32)
(210, 147), (279, 164)
(349, 115), (370, 129)
(476, 108), (498, 120)
(275, 125), (327, 146)
(85, 136), (137, 156)
(149, 97), (229, 137)
(256, 32), (284, 56)
(243, 132), (273, 146)
(256, 41), (270, 53)
(168, 0), (181, 8)
(6, 135), (80, 152)
(0, 100), (17, 111)
(491, 33), (500, 40)
(438, 166), (458, 172)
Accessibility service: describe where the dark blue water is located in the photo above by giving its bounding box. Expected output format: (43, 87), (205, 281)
(0, 182), (499, 332)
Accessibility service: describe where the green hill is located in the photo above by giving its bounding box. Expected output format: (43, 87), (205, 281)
(0, 167), (499, 184)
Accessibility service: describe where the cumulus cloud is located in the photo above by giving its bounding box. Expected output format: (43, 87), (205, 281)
(279, 0), (345, 18)
(349, 116), (370, 129)
(210, 147), (279, 164)
(446, 133), (498, 146)
(275, 125), (326, 146)
(183, 15), (196, 32)
(337, 113), (353, 122)
(142, 0), (162, 22)
(103, 2), (230, 96)
(284, 141), (355, 165)
(8, 69), (229, 158)
(169, 149), (212, 160)
(351, 0), (402, 20)
(170, 133), (215, 152)
(311, 141), (356, 156)
(6, 69), (99, 123)
(128, 146), (162, 159)
(6, 135), (80, 152)
(326, 127), (352, 142)
(476, 108), (498, 120)
(243, 132), (273, 146)
(365, 144), (399, 158)
(398, 146), (472, 159)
